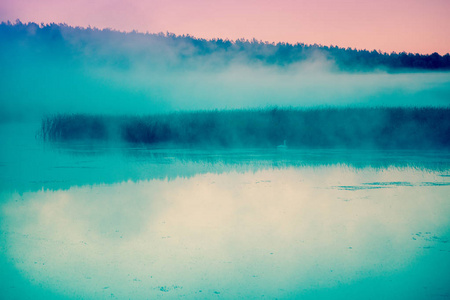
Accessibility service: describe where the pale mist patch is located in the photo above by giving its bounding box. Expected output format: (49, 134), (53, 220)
(89, 56), (450, 112)
(1, 28), (450, 121)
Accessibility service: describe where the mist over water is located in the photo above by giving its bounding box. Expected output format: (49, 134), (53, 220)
(1, 22), (450, 300)
(1, 122), (450, 299)
(1, 23), (450, 120)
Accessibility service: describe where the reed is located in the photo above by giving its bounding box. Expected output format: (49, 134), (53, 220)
(40, 107), (450, 149)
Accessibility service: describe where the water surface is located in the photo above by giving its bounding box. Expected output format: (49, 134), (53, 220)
(1, 123), (449, 299)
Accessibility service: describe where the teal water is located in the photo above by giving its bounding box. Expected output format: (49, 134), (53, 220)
(1, 122), (450, 299)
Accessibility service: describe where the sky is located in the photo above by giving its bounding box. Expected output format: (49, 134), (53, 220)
(1, 0), (449, 55)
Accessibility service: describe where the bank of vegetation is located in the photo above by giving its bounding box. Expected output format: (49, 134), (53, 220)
(40, 107), (450, 149)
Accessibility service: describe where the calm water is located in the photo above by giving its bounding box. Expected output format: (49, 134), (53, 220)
(1, 122), (450, 299)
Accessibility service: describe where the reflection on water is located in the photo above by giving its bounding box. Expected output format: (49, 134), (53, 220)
(1, 123), (450, 194)
(1, 168), (450, 299)
(1, 123), (450, 299)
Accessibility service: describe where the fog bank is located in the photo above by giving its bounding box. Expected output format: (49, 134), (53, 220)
(1, 22), (450, 120)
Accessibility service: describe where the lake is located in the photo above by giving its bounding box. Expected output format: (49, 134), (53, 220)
(1, 122), (450, 299)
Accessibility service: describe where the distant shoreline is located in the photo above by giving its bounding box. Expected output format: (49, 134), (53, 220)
(2, 22), (450, 72)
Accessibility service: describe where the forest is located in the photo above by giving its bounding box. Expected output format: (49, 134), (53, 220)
(2, 21), (450, 72)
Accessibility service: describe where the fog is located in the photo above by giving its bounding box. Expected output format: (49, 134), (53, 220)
(1, 22), (449, 121)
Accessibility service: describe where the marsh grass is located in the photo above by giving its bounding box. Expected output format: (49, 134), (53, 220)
(41, 107), (450, 149)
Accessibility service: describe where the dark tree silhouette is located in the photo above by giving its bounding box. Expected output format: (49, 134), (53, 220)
(1, 21), (449, 72)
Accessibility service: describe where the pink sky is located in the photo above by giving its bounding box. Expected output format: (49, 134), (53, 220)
(1, 0), (449, 54)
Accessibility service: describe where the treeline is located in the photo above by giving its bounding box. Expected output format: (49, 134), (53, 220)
(41, 107), (450, 149)
(1, 21), (450, 71)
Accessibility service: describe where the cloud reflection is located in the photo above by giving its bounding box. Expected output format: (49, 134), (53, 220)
(2, 167), (450, 298)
